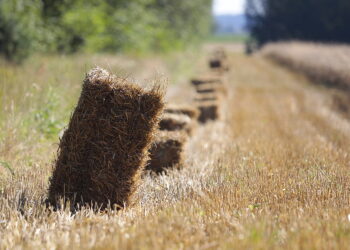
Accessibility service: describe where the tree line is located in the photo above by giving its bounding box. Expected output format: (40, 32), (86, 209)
(0, 0), (213, 62)
(246, 0), (350, 46)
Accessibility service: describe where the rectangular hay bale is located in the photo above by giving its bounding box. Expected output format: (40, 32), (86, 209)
(195, 83), (228, 96)
(159, 113), (194, 136)
(48, 67), (164, 209)
(209, 59), (222, 69)
(209, 58), (229, 72)
(197, 102), (220, 123)
(196, 88), (217, 94)
(164, 104), (199, 120)
(194, 94), (220, 102)
(209, 48), (229, 71)
(195, 97), (219, 102)
(146, 131), (187, 174)
(191, 77), (223, 87)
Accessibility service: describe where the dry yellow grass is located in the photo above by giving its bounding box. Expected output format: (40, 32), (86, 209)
(1, 46), (350, 249)
(262, 41), (350, 90)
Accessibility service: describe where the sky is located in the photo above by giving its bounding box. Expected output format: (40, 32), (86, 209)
(213, 0), (246, 15)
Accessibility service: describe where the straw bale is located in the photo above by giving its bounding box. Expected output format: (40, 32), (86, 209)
(209, 59), (223, 69)
(196, 88), (216, 94)
(146, 131), (187, 174)
(48, 67), (164, 210)
(197, 102), (220, 123)
(194, 96), (220, 102)
(195, 83), (228, 97)
(159, 113), (194, 135)
(164, 104), (199, 120)
(191, 77), (223, 86)
(209, 58), (229, 72)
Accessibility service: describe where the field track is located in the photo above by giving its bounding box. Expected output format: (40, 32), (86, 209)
(1, 48), (350, 248)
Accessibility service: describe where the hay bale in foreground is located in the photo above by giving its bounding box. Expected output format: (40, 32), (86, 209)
(159, 113), (194, 135)
(197, 102), (220, 123)
(164, 104), (199, 120)
(146, 131), (187, 174)
(48, 67), (164, 210)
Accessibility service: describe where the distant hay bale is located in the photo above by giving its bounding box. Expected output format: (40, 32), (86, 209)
(164, 104), (199, 120)
(194, 96), (220, 103)
(194, 90), (223, 103)
(209, 59), (223, 69)
(191, 77), (223, 87)
(209, 48), (229, 71)
(197, 102), (220, 123)
(159, 113), (194, 136)
(196, 87), (216, 94)
(146, 131), (187, 174)
(209, 58), (229, 72)
(48, 67), (164, 210)
(195, 83), (228, 98)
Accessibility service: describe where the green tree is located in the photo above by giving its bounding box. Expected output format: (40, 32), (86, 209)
(246, 0), (350, 46)
(0, 0), (49, 61)
(0, 0), (213, 61)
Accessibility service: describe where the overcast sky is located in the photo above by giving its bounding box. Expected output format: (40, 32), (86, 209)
(213, 0), (246, 15)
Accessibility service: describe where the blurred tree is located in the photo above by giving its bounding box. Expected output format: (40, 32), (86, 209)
(153, 0), (213, 49)
(0, 0), (50, 62)
(0, 0), (213, 61)
(246, 0), (350, 46)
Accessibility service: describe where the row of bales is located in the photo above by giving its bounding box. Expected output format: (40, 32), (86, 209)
(47, 48), (230, 210)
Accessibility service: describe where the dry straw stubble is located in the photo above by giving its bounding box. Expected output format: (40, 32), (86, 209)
(261, 42), (350, 90)
(48, 67), (164, 209)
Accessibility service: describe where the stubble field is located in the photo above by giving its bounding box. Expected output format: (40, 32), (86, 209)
(1, 44), (350, 249)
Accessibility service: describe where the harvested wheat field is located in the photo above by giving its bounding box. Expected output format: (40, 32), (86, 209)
(262, 42), (350, 90)
(1, 44), (350, 249)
